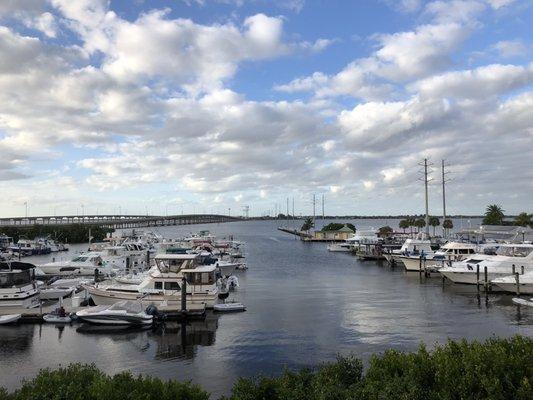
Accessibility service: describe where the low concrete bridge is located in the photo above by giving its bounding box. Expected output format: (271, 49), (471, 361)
(0, 214), (243, 229)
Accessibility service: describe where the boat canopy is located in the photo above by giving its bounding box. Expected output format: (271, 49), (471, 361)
(108, 300), (143, 314)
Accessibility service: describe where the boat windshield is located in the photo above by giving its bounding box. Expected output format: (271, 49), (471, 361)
(496, 246), (533, 257)
(156, 258), (197, 273)
(72, 256), (88, 262)
(108, 301), (143, 313)
(0, 270), (32, 287)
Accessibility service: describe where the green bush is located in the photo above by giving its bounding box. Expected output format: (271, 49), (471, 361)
(1, 224), (114, 244)
(1, 337), (531, 400)
(4, 364), (208, 400)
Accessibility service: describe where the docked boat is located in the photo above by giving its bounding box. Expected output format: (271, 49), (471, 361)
(85, 253), (219, 308)
(37, 253), (107, 277)
(43, 313), (71, 324)
(400, 242), (478, 272)
(492, 270), (533, 294)
(440, 244), (533, 285)
(384, 236), (434, 266)
(327, 243), (352, 252)
(0, 262), (39, 308)
(9, 238), (51, 256)
(0, 314), (21, 324)
(512, 297), (533, 307)
(76, 300), (153, 325)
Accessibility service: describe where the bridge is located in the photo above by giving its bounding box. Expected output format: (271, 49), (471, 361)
(0, 214), (243, 229)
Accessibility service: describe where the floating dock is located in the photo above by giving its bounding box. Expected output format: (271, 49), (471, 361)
(0, 297), (207, 323)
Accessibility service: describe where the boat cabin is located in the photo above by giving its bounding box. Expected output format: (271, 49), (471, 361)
(435, 242), (477, 258)
(496, 244), (533, 258)
(398, 238), (433, 255)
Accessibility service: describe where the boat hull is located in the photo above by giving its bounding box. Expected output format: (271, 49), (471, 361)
(86, 286), (217, 308)
(440, 270), (509, 285)
(492, 281), (533, 295)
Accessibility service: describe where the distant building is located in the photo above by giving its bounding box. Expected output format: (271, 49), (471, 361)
(312, 224), (355, 241)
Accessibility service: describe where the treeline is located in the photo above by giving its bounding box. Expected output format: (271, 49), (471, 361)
(1, 336), (531, 400)
(0, 224), (114, 244)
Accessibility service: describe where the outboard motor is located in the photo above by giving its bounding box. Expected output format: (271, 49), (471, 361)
(145, 304), (159, 317)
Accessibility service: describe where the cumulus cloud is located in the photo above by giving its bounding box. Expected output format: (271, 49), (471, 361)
(0, 0), (530, 216)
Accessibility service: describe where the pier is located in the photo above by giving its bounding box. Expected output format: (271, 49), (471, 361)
(0, 214), (242, 229)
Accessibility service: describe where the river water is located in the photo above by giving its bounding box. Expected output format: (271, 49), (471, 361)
(1, 219), (532, 397)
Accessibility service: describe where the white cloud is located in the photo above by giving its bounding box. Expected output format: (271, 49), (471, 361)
(491, 40), (527, 58)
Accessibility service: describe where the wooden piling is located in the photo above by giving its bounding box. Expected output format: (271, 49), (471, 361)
(515, 273), (520, 296)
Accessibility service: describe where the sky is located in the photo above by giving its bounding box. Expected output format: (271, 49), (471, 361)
(0, 0), (531, 218)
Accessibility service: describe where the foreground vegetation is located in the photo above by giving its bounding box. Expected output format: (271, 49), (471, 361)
(1, 224), (114, 244)
(1, 336), (531, 400)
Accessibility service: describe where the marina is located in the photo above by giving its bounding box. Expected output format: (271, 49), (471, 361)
(1, 219), (532, 398)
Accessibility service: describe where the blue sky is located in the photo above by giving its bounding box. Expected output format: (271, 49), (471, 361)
(0, 0), (531, 217)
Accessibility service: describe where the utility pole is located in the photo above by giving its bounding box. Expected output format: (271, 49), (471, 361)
(322, 194), (325, 220)
(418, 158), (433, 237)
(442, 160), (451, 237)
(312, 194), (316, 227)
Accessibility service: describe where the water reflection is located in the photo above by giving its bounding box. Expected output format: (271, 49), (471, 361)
(150, 315), (218, 360)
(0, 324), (34, 355)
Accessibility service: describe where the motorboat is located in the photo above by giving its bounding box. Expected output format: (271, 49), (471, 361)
(400, 241), (478, 272)
(214, 302), (246, 312)
(0, 262), (39, 308)
(37, 253), (107, 277)
(212, 259), (245, 275)
(512, 297), (533, 307)
(0, 235), (14, 252)
(384, 236), (434, 266)
(440, 244), (533, 284)
(114, 271), (148, 285)
(0, 314), (21, 324)
(492, 270), (533, 294)
(85, 253), (219, 308)
(43, 313), (72, 323)
(327, 243), (352, 252)
(76, 300), (153, 325)
(9, 238), (51, 256)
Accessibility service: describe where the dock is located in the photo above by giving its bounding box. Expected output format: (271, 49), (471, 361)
(0, 296), (207, 323)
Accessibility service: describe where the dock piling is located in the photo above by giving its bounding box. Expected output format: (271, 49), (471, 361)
(515, 273), (520, 296)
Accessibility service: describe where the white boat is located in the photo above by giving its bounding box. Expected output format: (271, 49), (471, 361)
(400, 241), (478, 271)
(214, 302), (246, 312)
(440, 244), (533, 285)
(0, 262), (40, 308)
(212, 260), (245, 275)
(512, 297), (533, 307)
(327, 243), (352, 252)
(37, 253), (107, 277)
(346, 228), (380, 245)
(39, 285), (76, 300)
(385, 236), (434, 266)
(492, 270), (533, 294)
(114, 272), (148, 285)
(85, 253), (219, 308)
(0, 314), (21, 324)
(9, 239), (50, 256)
(43, 314), (71, 323)
(76, 300), (153, 325)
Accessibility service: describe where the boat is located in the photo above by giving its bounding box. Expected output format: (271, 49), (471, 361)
(114, 271), (148, 285)
(0, 314), (21, 324)
(400, 241), (478, 271)
(327, 243), (352, 252)
(512, 297), (533, 307)
(9, 238), (51, 256)
(384, 236), (434, 266)
(492, 270), (533, 294)
(39, 285), (76, 300)
(0, 262), (40, 308)
(0, 235), (14, 252)
(440, 244), (533, 285)
(76, 300), (153, 325)
(214, 302), (246, 312)
(37, 253), (107, 277)
(85, 253), (219, 308)
(43, 313), (71, 323)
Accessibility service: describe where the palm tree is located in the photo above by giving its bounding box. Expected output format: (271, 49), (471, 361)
(429, 216), (440, 236)
(415, 218), (426, 233)
(483, 204), (505, 225)
(443, 219), (453, 236)
(399, 219), (409, 233)
(378, 226), (393, 238)
(301, 217), (314, 232)
(515, 212), (532, 228)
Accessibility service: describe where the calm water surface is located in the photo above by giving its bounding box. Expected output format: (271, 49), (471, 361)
(1, 219), (532, 397)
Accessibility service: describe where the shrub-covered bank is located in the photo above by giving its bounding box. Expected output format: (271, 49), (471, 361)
(1, 224), (114, 244)
(1, 336), (531, 400)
